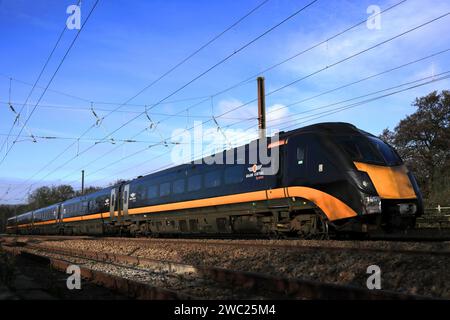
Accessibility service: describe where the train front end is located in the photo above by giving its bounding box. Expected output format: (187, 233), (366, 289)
(335, 133), (423, 232)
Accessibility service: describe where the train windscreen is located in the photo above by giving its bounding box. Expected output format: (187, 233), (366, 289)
(368, 136), (402, 166)
(334, 135), (402, 166)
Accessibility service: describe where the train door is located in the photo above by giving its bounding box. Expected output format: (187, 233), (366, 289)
(53, 206), (59, 234)
(109, 189), (117, 223)
(122, 184), (130, 220)
(59, 204), (65, 229)
(56, 204), (66, 233)
(284, 134), (312, 186)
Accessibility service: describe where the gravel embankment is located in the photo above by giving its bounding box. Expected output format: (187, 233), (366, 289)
(20, 238), (450, 299)
(20, 247), (267, 299)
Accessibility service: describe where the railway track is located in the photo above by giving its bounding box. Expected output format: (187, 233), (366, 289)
(3, 234), (449, 257)
(3, 226), (450, 243)
(0, 238), (433, 300)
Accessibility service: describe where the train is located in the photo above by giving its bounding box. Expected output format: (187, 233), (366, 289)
(5, 122), (423, 239)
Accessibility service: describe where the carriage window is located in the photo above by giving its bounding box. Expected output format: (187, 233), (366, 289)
(188, 175), (202, 192)
(147, 185), (158, 198)
(205, 171), (221, 188)
(225, 166), (244, 184)
(97, 196), (107, 210)
(134, 184), (146, 201)
(297, 146), (305, 165)
(173, 179), (185, 194)
(160, 182), (171, 197)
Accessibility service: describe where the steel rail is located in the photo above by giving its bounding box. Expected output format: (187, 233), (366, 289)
(2, 234), (450, 256)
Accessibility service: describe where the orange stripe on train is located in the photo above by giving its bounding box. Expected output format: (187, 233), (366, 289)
(17, 187), (358, 227)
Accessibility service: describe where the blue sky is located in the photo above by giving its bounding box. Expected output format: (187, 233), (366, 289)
(0, 0), (449, 203)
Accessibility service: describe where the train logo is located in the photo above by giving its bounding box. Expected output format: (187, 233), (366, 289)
(246, 164), (263, 178)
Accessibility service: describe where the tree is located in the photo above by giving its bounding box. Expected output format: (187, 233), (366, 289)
(380, 90), (450, 205)
(74, 186), (103, 197)
(108, 179), (128, 187)
(27, 185), (75, 209)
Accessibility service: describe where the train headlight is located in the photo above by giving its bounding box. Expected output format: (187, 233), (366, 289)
(349, 170), (377, 194)
(363, 196), (382, 214)
(397, 203), (417, 216)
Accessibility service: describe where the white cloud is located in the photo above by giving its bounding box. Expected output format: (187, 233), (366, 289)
(266, 103), (290, 129)
(216, 98), (257, 126)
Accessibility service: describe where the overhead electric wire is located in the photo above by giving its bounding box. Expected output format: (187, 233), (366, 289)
(0, 73), (92, 103)
(111, 0), (408, 143)
(1, 0), (405, 155)
(80, 0), (319, 145)
(0, 100), (250, 119)
(0, 73), (220, 108)
(2, 0), (281, 197)
(8, 0), (318, 196)
(227, 47), (450, 131)
(264, 49), (450, 120)
(277, 74), (450, 131)
(210, 11), (450, 123)
(0, 0), (81, 155)
(270, 71), (450, 127)
(0, 133), (191, 144)
(0, 0), (100, 166)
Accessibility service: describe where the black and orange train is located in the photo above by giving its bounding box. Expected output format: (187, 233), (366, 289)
(6, 123), (423, 238)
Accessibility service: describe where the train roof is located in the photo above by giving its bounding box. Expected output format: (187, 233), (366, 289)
(281, 122), (369, 137)
(16, 211), (33, 218)
(60, 186), (114, 205)
(33, 203), (60, 213)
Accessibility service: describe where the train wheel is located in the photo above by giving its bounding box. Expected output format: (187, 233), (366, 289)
(292, 213), (330, 240)
(307, 214), (329, 240)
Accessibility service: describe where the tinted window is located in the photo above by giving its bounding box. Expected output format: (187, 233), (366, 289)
(134, 184), (146, 201)
(296, 146), (305, 165)
(369, 137), (402, 166)
(90, 200), (98, 212)
(160, 182), (171, 197)
(224, 166), (244, 184)
(97, 196), (108, 211)
(188, 175), (202, 192)
(205, 171), (221, 188)
(147, 185), (158, 198)
(334, 136), (384, 164)
(173, 179), (185, 194)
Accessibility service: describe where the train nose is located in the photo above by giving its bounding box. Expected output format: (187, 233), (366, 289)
(353, 162), (417, 200)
